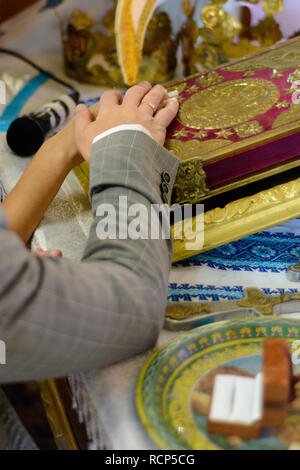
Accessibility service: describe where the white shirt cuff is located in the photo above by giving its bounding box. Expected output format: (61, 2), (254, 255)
(92, 125), (153, 145)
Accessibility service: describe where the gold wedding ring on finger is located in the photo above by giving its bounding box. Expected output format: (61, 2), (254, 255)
(141, 101), (156, 112)
(141, 91), (179, 113)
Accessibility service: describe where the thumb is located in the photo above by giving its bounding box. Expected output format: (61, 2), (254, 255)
(74, 104), (93, 136)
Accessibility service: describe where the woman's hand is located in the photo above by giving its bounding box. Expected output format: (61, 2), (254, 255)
(74, 81), (179, 162)
(2, 100), (102, 243)
(47, 101), (101, 168)
(35, 248), (62, 258)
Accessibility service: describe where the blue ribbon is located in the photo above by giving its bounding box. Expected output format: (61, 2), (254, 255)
(0, 73), (49, 132)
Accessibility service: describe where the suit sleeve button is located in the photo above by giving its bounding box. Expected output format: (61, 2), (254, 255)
(161, 182), (169, 194)
(162, 171), (171, 184)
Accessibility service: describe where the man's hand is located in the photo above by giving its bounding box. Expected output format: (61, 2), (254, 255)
(74, 81), (179, 161)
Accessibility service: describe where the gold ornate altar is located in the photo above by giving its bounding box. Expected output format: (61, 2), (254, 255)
(63, 0), (292, 87)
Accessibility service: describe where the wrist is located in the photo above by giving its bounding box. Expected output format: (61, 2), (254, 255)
(45, 121), (83, 169)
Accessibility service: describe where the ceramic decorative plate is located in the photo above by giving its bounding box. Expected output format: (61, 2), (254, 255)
(136, 317), (300, 450)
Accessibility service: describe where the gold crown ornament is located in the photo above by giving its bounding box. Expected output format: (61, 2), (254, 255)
(63, 1), (177, 87)
(63, 0), (289, 87)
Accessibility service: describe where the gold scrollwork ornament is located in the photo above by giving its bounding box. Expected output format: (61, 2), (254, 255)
(166, 138), (232, 162)
(196, 71), (223, 88)
(224, 41), (300, 73)
(238, 288), (282, 315)
(201, 5), (225, 29)
(172, 158), (210, 205)
(238, 288), (300, 315)
(272, 103), (300, 128)
(234, 120), (263, 138)
(178, 78), (280, 130)
(166, 303), (211, 320)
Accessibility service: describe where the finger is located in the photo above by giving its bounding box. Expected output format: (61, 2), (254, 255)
(157, 97), (168, 112)
(122, 81), (152, 107)
(74, 104), (93, 137)
(89, 100), (101, 119)
(154, 98), (179, 127)
(99, 90), (123, 110)
(139, 85), (168, 116)
(35, 248), (63, 258)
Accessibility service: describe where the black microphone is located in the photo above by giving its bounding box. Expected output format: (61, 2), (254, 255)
(6, 91), (79, 157)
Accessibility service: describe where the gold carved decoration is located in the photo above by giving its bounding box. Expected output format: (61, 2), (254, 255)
(238, 288), (300, 315)
(204, 179), (299, 226)
(186, 85), (199, 95)
(275, 101), (290, 109)
(196, 71), (224, 88)
(262, 0), (283, 16)
(178, 79), (280, 130)
(234, 120), (263, 138)
(173, 177), (300, 261)
(224, 41), (300, 73)
(172, 158), (210, 205)
(173, 129), (191, 139)
(178, 0), (287, 74)
(166, 303), (211, 320)
(166, 83), (187, 95)
(165, 138), (231, 162)
(195, 130), (209, 140)
(250, 16), (282, 49)
(216, 129), (233, 138)
(282, 292), (300, 302)
(201, 5), (226, 29)
(272, 104), (300, 128)
(238, 288), (282, 315)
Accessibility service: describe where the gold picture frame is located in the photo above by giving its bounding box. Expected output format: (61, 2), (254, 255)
(172, 176), (300, 262)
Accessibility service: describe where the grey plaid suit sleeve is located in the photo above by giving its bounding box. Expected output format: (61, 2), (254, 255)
(0, 131), (179, 383)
